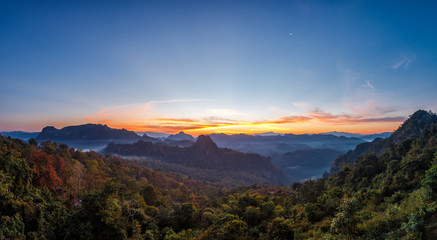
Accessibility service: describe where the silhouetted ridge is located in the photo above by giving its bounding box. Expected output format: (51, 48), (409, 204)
(141, 133), (158, 142)
(166, 131), (194, 141)
(36, 123), (142, 141)
(105, 137), (286, 184)
(330, 110), (437, 174)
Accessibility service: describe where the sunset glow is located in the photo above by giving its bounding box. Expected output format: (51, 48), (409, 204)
(1, 1), (436, 135)
(81, 101), (405, 135)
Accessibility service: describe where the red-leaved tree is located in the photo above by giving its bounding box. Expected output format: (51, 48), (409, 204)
(53, 154), (66, 183)
(30, 150), (61, 190)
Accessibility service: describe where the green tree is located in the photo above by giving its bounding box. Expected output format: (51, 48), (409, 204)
(330, 197), (361, 239)
(265, 217), (294, 240)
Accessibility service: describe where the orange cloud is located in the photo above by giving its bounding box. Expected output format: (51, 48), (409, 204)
(306, 108), (405, 124)
(83, 102), (406, 135)
(263, 116), (313, 124)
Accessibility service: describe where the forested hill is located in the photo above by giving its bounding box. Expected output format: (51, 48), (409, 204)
(105, 135), (286, 185)
(282, 109), (437, 239)
(330, 110), (437, 174)
(0, 134), (223, 239)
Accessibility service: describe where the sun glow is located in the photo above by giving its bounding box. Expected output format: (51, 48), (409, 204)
(81, 100), (406, 136)
(91, 117), (402, 136)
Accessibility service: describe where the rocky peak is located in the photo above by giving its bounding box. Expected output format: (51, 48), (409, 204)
(194, 135), (218, 150)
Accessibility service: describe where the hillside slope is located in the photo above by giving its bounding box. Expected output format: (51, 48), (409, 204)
(330, 110), (437, 174)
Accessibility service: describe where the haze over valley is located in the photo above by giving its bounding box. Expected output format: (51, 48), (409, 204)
(2, 124), (391, 183)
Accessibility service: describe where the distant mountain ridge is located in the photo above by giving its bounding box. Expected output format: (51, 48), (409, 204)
(36, 124), (148, 141)
(330, 110), (437, 174)
(105, 135), (287, 185)
(1, 131), (39, 140)
(321, 131), (392, 141)
(166, 131), (195, 141)
(208, 132), (364, 156)
(277, 148), (343, 182)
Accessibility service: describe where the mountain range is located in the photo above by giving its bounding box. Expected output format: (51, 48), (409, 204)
(320, 131), (392, 141)
(105, 135), (287, 185)
(208, 133), (365, 155)
(3, 123), (398, 183)
(12, 124), (387, 145)
(4, 123), (386, 182)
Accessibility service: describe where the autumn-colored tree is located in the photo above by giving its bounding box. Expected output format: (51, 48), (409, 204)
(29, 150), (61, 190)
(84, 158), (108, 190)
(54, 154), (66, 183)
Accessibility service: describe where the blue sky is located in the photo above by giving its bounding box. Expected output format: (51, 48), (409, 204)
(1, 0), (437, 134)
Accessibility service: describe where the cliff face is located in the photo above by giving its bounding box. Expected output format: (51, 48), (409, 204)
(330, 110), (437, 174)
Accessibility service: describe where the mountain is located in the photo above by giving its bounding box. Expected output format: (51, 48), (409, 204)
(321, 131), (392, 141)
(36, 124), (142, 141)
(207, 133), (364, 181)
(284, 109), (437, 239)
(166, 131), (195, 141)
(140, 133), (160, 142)
(253, 131), (283, 136)
(1, 131), (39, 140)
(330, 110), (437, 174)
(208, 133), (364, 156)
(164, 131), (195, 147)
(105, 135), (286, 185)
(35, 124), (162, 151)
(359, 132), (392, 141)
(136, 131), (170, 139)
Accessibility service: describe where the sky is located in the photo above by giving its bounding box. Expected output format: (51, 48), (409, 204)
(1, 0), (437, 135)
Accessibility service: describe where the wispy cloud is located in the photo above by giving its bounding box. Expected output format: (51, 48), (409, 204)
(347, 100), (398, 116)
(338, 66), (399, 121)
(263, 108), (404, 125)
(292, 102), (311, 110)
(84, 99), (208, 123)
(206, 108), (245, 117)
(148, 99), (208, 105)
(364, 80), (374, 90)
(305, 108), (405, 124)
(392, 54), (416, 70)
(268, 106), (287, 116)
